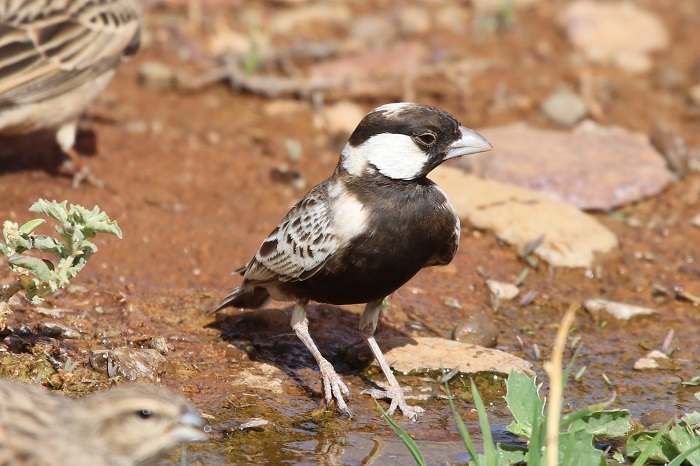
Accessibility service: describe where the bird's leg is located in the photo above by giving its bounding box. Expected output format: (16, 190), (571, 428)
(56, 121), (104, 188)
(359, 298), (424, 422)
(291, 299), (352, 417)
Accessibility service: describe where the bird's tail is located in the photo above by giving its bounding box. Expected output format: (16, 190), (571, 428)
(209, 286), (271, 314)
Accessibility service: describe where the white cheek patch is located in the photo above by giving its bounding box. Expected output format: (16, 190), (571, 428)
(363, 133), (428, 180)
(340, 143), (368, 176)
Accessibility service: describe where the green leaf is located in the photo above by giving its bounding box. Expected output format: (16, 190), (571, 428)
(627, 421), (675, 464)
(505, 371), (545, 439)
(72, 204), (122, 239)
(29, 199), (68, 225)
(668, 443), (700, 466)
(8, 254), (55, 282)
(558, 430), (605, 466)
(19, 218), (45, 235)
(31, 235), (64, 256)
(566, 409), (631, 437)
(668, 423), (700, 465)
(496, 444), (527, 464)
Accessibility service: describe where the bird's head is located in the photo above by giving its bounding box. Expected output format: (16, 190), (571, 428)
(75, 384), (207, 465)
(340, 102), (492, 181)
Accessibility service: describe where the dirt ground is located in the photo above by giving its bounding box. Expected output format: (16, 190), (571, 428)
(1, 1), (700, 464)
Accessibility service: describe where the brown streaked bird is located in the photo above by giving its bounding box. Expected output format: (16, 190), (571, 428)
(0, 0), (142, 187)
(211, 102), (492, 421)
(0, 380), (207, 465)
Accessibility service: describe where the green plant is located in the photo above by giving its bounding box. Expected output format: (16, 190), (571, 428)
(379, 304), (700, 465)
(0, 199), (121, 326)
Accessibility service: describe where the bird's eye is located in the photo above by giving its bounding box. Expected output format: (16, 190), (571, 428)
(416, 132), (436, 146)
(136, 409), (151, 419)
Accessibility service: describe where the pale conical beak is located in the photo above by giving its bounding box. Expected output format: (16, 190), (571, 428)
(444, 126), (492, 160)
(171, 408), (209, 442)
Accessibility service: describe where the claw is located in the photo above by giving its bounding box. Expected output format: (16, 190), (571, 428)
(318, 360), (352, 417)
(362, 387), (424, 422)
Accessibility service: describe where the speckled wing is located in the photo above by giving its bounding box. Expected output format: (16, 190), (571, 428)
(0, 0), (142, 104)
(243, 183), (341, 285)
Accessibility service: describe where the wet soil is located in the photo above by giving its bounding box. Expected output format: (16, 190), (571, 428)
(1, 1), (700, 464)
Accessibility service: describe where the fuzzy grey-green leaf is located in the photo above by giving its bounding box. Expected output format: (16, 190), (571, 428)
(29, 199), (69, 224)
(8, 254), (56, 283)
(19, 218), (45, 235)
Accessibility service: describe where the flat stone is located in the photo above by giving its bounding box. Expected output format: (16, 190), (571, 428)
(432, 165), (618, 267)
(559, 0), (669, 73)
(584, 298), (658, 320)
(90, 348), (167, 382)
(486, 280), (520, 301)
(455, 122), (673, 210)
(347, 336), (533, 376)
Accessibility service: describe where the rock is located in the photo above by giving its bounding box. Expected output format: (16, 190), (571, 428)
(270, 4), (351, 35)
(434, 5), (471, 34)
(230, 363), (285, 394)
(395, 6), (432, 35)
(540, 87), (588, 127)
(219, 418), (269, 436)
(451, 314), (498, 348)
(313, 101), (366, 138)
(347, 336), (533, 376)
(350, 15), (398, 46)
(583, 298), (658, 320)
(90, 348), (167, 382)
(36, 322), (82, 340)
(558, 0), (669, 73)
(138, 61), (175, 91)
(633, 350), (676, 371)
(455, 122), (673, 210)
(472, 0), (543, 13)
(431, 165), (618, 268)
(692, 214), (700, 228)
(308, 43), (428, 86)
(149, 337), (169, 355)
(689, 84), (700, 106)
(486, 279), (520, 301)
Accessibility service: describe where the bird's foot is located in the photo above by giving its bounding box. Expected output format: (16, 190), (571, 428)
(318, 360), (352, 417)
(362, 386), (424, 422)
(58, 150), (105, 188)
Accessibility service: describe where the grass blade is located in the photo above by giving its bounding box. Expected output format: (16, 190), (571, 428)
(444, 379), (481, 465)
(471, 379), (498, 466)
(374, 400), (426, 466)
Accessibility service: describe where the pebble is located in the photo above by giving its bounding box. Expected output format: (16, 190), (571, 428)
(432, 165), (618, 268)
(583, 298), (658, 320)
(456, 121), (673, 210)
(692, 214), (700, 228)
(149, 336), (169, 355)
(540, 87), (588, 127)
(90, 348), (167, 382)
(451, 313), (498, 348)
(486, 279), (520, 301)
(689, 84), (700, 106)
(633, 350), (676, 371)
(36, 322), (81, 340)
(313, 101), (366, 138)
(138, 61), (175, 91)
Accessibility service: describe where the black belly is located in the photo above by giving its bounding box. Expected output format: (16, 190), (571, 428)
(279, 204), (456, 304)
